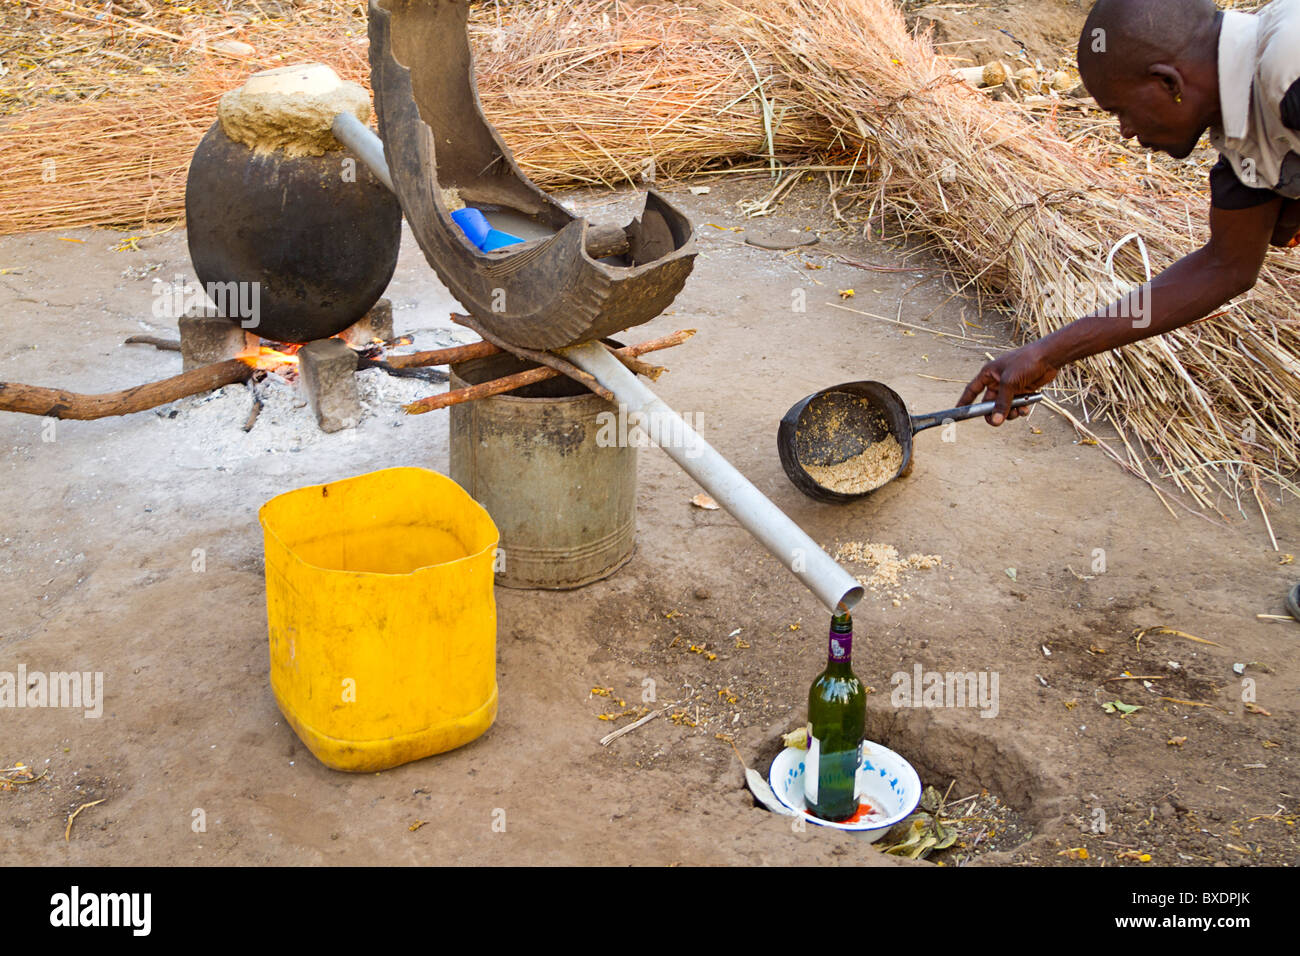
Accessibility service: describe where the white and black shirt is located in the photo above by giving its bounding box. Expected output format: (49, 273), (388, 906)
(1208, 0), (1300, 209)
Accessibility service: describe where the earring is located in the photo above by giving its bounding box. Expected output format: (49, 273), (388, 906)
(1175, 93), (1183, 103)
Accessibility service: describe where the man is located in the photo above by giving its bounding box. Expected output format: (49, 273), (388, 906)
(958, 0), (1300, 424)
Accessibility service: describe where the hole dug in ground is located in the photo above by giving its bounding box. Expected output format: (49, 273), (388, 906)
(752, 705), (1065, 864)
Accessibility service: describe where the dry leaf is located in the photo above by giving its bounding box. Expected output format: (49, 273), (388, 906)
(782, 725), (811, 749)
(1102, 699), (1141, 716)
(64, 799), (106, 842)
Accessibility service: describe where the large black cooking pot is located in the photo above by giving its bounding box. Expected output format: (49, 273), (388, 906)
(185, 121), (402, 344)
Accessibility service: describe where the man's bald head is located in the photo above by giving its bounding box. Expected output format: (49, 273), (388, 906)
(1076, 0), (1223, 159)
(1078, 0), (1220, 81)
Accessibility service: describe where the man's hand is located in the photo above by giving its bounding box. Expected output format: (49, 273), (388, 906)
(958, 342), (1059, 426)
(959, 199), (1279, 426)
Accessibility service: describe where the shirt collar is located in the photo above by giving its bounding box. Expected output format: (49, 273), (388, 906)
(1218, 9), (1259, 141)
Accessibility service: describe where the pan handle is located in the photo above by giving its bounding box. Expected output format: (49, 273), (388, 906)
(910, 393), (1044, 433)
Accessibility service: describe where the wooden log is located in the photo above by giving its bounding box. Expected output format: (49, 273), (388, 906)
(584, 224), (631, 259)
(1048, 70), (1079, 93)
(354, 356), (450, 383)
(606, 349), (666, 381)
(0, 329), (690, 421)
(406, 363), (559, 415)
(0, 358), (254, 420)
(384, 340), (500, 369)
(242, 384), (264, 432)
(390, 333), (663, 380)
(952, 61), (1008, 88)
(450, 313), (615, 402)
(405, 330), (696, 414)
(1012, 66), (1043, 93)
(124, 335), (183, 352)
(376, 334), (663, 380)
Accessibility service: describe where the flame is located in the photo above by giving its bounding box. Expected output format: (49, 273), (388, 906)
(239, 345), (301, 370)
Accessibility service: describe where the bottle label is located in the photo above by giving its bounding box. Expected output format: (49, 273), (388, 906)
(852, 742), (865, 800)
(828, 633), (852, 662)
(806, 735), (864, 810)
(805, 735), (820, 804)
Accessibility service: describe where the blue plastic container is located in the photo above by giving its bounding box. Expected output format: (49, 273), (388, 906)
(451, 207), (523, 251)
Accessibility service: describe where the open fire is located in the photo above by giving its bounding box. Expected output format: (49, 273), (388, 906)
(239, 344), (302, 372)
(237, 332), (413, 376)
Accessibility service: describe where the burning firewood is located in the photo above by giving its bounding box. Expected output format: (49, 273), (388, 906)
(0, 331), (693, 421)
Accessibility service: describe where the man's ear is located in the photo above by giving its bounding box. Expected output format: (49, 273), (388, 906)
(1149, 63), (1185, 102)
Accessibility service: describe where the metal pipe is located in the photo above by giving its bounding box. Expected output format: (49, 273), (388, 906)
(332, 112), (394, 191)
(558, 340), (865, 612)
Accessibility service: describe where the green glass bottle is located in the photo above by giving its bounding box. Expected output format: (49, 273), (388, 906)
(806, 609), (867, 822)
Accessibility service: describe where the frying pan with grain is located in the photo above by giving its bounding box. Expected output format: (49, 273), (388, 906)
(778, 381), (1043, 503)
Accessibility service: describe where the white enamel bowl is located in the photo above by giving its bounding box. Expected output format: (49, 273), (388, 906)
(768, 741), (923, 838)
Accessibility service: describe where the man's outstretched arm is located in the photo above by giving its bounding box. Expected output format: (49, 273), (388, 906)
(959, 195), (1285, 424)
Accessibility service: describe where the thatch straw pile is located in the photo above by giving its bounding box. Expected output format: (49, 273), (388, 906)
(0, 1), (371, 233)
(473, 2), (828, 186)
(0, 0), (811, 232)
(2, 0), (1298, 517)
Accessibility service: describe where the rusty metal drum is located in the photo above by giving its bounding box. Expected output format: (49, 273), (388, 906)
(449, 351), (637, 590)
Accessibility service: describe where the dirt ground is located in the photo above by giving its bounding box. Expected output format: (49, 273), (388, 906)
(3, 0), (1298, 867)
(905, 0), (1090, 69)
(2, 172), (1297, 867)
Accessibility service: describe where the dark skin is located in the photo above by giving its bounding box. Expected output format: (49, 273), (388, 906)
(960, 20), (1300, 424)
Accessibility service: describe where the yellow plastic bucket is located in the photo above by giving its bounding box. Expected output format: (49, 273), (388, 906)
(259, 467), (499, 772)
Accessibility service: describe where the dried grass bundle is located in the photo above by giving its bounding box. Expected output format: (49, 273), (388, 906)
(0, 1), (801, 232)
(473, 2), (827, 187)
(0, 2), (370, 233)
